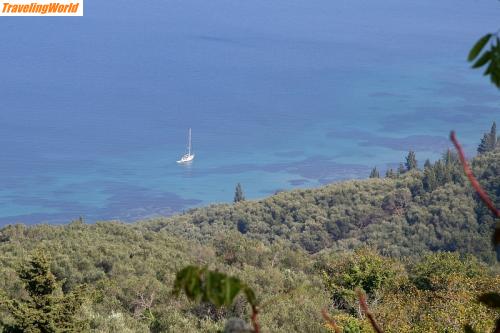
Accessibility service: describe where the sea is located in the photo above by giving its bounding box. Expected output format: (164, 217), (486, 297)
(0, 0), (499, 224)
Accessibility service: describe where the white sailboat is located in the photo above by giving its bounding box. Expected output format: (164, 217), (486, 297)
(177, 128), (195, 163)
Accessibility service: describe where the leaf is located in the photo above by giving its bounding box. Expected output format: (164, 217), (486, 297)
(472, 51), (491, 68)
(173, 266), (258, 309)
(173, 266), (205, 302)
(205, 271), (220, 305)
(244, 287), (257, 306)
(478, 292), (500, 309)
(491, 72), (500, 88)
(483, 61), (494, 76)
(222, 277), (242, 306)
(468, 34), (492, 61)
(206, 271), (233, 306)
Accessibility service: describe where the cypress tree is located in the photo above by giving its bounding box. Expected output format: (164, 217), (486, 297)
(424, 159), (432, 169)
(423, 166), (437, 192)
(443, 149), (459, 166)
(405, 151), (418, 171)
(385, 168), (396, 179)
(434, 160), (452, 185)
(444, 150), (452, 166)
(491, 121), (497, 148)
(478, 133), (491, 154)
(234, 183), (245, 203)
(369, 167), (380, 178)
(478, 121), (497, 154)
(1, 250), (89, 332)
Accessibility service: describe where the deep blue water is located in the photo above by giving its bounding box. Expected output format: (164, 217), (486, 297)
(0, 0), (499, 224)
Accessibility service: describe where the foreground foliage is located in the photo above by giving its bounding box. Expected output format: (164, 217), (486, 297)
(469, 31), (500, 88)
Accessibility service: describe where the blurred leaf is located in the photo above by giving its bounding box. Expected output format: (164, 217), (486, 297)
(173, 265), (258, 309)
(491, 73), (500, 87)
(243, 287), (257, 306)
(478, 292), (500, 309)
(472, 51), (491, 68)
(484, 61), (494, 75)
(173, 265), (205, 302)
(204, 271), (242, 306)
(468, 34), (492, 61)
(223, 276), (243, 306)
(469, 33), (500, 88)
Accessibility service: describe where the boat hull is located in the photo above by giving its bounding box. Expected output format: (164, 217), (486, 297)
(177, 154), (195, 163)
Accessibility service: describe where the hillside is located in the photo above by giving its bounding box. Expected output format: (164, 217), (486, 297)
(0, 149), (499, 332)
(143, 148), (500, 263)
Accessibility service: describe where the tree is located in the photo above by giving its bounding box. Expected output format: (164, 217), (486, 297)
(234, 183), (245, 203)
(381, 188), (412, 214)
(319, 249), (401, 313)
(478, 133), (491, 154)
(411, 252), (483, 291)
(0, 250), (89, 332)
(405, 151), (418, 171)
(397, 163), (406, 175)
(385, 168), (395, 179)
(478, 121), (497, 154)
(492, 121), (498, 147)
(443, 149), (456, 166)
(487, 121), (496, 149)
(369, 167), (380, 178)
(422, 166), (437, 192)
(424, 159), (432, 169)
(237, 218), (249, 234)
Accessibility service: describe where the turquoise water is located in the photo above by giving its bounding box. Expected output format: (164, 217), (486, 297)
(0, 0), (499, 224)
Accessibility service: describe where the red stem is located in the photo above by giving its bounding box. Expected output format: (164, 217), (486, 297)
(251, 305), (260, 333)
(450, 131), (500, 218)
(357, 290), (384, 333)
(321, 308), (342, 333)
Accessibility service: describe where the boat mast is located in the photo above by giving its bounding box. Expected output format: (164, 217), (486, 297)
(188, 128), (192, 155)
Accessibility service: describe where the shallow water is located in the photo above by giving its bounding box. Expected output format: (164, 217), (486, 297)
(0, 0), (499, 224)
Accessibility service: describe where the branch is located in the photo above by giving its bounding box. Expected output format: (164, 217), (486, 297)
(357, 289), (384, 333)
(132, 292), (155, 319)
(321, 308), (342, 333)
(450, 131), (500, 218)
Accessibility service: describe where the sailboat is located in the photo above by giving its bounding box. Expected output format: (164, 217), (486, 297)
(177, 128), (195, 163)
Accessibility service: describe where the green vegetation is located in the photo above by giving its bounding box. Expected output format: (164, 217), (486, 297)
(0, 126), (499, 332)
(405, 151), (418, 171)
(369, 168), (379, 179)
(478, 122), (498, 154)
(384, 168), (395, 179)
(0, 250), (89, 332)
(234, 184), (245, 203)
(1, 223), (498, 332)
